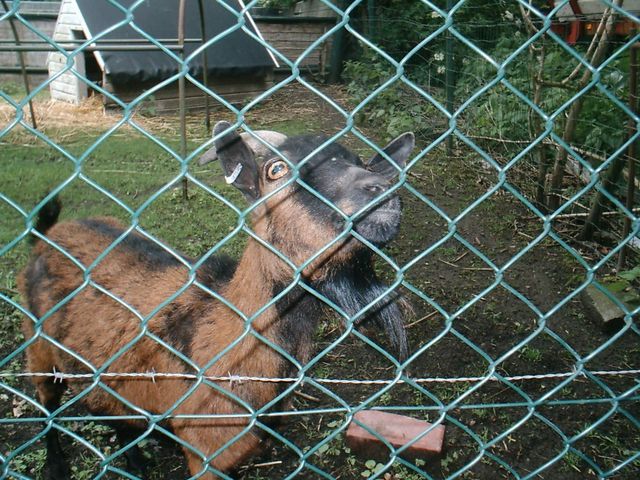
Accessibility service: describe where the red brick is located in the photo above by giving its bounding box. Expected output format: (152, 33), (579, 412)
(345, 410), (445, 461)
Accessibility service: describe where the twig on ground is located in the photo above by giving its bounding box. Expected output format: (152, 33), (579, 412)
(252, 461), (283, 469)
(238, 460), (284, 473)
(295, 390), (321, 403)
(517, 231), (535, 240)
(537, 209), (640, 220)
(438, 259), (493, 272)
(406, 311), (438, 328)
(453, 251), (468, 263)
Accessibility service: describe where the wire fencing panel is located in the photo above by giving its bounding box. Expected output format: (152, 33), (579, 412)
(1, 0), (639, 479)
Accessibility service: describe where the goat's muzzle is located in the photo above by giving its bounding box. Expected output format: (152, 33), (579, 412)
(352, 195), (402, 247)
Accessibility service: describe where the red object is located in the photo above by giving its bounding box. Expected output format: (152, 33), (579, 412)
(567, 0), (583, 45)
(345, 411), (445, 460)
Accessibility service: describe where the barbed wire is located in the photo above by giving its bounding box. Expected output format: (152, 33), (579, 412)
(1, 368), (639, 385)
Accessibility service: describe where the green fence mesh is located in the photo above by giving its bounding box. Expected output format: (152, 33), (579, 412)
(1, 0), (639, 479)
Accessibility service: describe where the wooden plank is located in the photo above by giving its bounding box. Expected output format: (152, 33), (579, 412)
(108, 77), (272, 102)
(103, 86), (273, 113)
(264, 33), (330, 42)
(0, 1), (61, 17)
(48, 74), (77, 87)
(580, 284), (626, 332)
(50, 80), (79, 95)
(51, 91), (78, 103)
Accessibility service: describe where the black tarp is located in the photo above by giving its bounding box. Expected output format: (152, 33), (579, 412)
(76, 0), (274, 86)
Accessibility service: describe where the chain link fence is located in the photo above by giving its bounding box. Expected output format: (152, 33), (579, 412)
(1, 0), (639, 479)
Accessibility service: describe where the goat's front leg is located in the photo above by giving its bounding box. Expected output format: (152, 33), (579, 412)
(173, 419), (263, 479)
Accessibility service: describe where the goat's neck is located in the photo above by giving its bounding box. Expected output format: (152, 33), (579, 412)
(215, 238), (320, 368)
(225, 240), (394, 329)
(221, 240), (403, 361)
(223, 238), (306, 330)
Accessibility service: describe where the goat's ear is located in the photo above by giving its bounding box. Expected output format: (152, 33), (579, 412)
(213, 121), (260, 201)
(198, 130), (288, 166)
(367, 132), (415, 178)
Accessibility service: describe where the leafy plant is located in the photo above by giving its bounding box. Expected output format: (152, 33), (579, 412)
(9, 448), (47, 477)
(361, 459), (385, 478)
(343, 51), (441, 140)
(603, 266), (640, 306)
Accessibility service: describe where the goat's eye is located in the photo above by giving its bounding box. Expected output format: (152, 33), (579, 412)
(267, 161), (289, 180)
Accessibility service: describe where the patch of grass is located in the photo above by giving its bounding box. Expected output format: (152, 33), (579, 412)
(0, 81), (50, 102)
(7, 447), (47, 478)
(561, 450), (584, 474)
(519, 345), (543, 364)
(0, 127), (249, 259)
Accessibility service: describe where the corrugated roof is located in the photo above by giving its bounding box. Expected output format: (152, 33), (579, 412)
(75, 0), (274, 85)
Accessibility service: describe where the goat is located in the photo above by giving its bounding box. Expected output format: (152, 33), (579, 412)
(18, 121), (415, 479)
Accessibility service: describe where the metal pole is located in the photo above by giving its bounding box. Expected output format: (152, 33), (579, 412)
(178, 0), (188, 200)
(445, 0), (454, 155)
(617, 46), (638, 271)
(0, 44), (191, 52)
(367, 0), (376, 41)
(1, 0), (37, 129)
(0, 37), (205, 45)
(197, 0), (211, 133)
(329, 0), (346, 83)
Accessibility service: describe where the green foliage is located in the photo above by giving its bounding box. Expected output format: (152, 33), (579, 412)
(604, 266), (640, 306)
(519, 345), (543, 363)
(256, 0), (298, 10)
(618, 265), (640, 282)
(342, 1), (521, 141)
(9, 448), (47, 477)
(343, 51), (440, 139)
(455, 34), (629, 157)
(345, 1), (629, 165)
(360, 459), (385, 477)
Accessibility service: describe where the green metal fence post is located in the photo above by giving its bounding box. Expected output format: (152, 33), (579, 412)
(445, 0), (455, 155)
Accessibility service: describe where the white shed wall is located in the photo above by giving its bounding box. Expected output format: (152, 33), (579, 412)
(48, 0), (87, 103)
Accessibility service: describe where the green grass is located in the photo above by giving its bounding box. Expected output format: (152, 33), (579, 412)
(0, 81), (50, 103)
(0, 118), (319, 264)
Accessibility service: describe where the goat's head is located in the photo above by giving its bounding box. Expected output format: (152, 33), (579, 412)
(209, 121), (414, 276)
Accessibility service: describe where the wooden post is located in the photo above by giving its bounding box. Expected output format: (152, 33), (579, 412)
(329, 0), (345, 83)
(197, 0), (211, 133)
(617, 46), (638, 271)
(445, 0), (454, 156)
(1, 0), (37, 129)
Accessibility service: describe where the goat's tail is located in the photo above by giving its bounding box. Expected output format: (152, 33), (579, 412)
(30, 195), (62, 245)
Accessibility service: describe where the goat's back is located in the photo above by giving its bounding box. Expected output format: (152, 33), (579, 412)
(18, 217), (240, 414)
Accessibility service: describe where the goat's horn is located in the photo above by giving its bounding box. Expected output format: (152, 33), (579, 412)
(198, 131), (288, 166)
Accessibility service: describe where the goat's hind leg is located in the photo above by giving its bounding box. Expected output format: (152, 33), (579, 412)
(36, 378), (70, 480)
(113, 424), (148, 477)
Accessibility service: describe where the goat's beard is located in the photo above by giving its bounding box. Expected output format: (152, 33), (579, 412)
(352, 196), (402, 247)
(315, 253), (409, 361)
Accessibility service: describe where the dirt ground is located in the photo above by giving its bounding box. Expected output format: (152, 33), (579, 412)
(1, 84), (639, 479)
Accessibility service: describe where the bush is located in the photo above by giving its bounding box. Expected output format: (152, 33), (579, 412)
(343, 52), (441, 140)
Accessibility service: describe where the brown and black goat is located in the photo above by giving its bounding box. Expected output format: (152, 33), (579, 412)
(19, 121), (415, 479)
